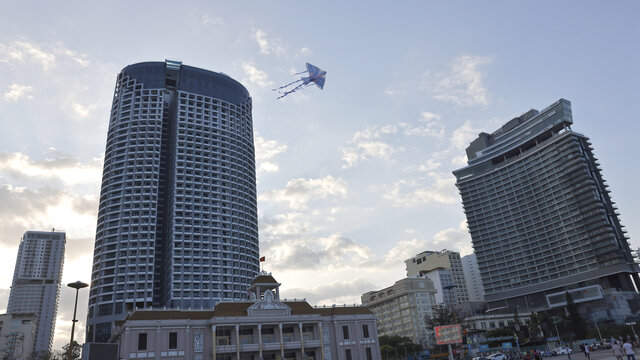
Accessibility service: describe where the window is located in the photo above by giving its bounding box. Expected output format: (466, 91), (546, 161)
(138, 333), (147, 350)
(346, 349), (353, 360)
(169, 332), (177, 349)
(363, 324), (370, 338)
(342, 325), (350, 340)
(366, 347), (373, 360)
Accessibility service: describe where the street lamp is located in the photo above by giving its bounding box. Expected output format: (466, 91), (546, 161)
(67, 281), (88, 360)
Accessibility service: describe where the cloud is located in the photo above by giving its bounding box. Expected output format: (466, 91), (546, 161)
(299, 47), (312, 56)
(432, 221), (473, 255)
(426, 55), (492, 106)
(0, 150), (103, 186)
(260, 175), (347, 210)
(0, 185), (97, 248)
(340, 125), (403, 169)
(383, 238), (428, 267)
(262, 233), (371, 271)
(241, 61), (274, 87)
(404, 158), (442, 172)
(201, 14), (223, 25)
(399, 111), (445, 138)
(3, 83), (33, 102)
(282, 278), (378, 305)
(252, 29), (286, 56)
(254, 135), (287, 174)
(451, 120), (479, 150)
(381, 172), (458, 207)
(0, 41), (90, 70)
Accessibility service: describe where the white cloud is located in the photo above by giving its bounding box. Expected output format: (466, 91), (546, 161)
(427, 55), (492, 106)
(432, 221), (473, 255)
(0, 41), (88, 71)
(341, 125), (403, 169)
(201, 14), (223, 25)
(254, 135), (287, 174)
(299, 47), (312, 56)
(241, 61), (274, 87)
(399, 111), (445, 138)
(262, 233), (371, 271)
(3, 83), (33, 102)
(260, 175), (347, 210)
(451, 120), (479, 149)
(0, 150), (103, 186)
(382, 172), (458, 207)
(252, 29), (286, 56)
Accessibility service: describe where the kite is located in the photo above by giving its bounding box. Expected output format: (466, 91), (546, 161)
(273, 62), (326, 99)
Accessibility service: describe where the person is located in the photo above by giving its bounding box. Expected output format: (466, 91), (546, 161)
(623, 340), (635, 360)
(613, 341), (624, 360)
(584, 344), (590, 360)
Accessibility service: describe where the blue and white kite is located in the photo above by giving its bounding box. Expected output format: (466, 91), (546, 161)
(273, 62), (326, 99)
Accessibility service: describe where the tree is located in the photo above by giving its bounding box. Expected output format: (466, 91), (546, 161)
(424, 304), (459, 329)
(49, 341), (81, 360)
(565, 291), (587, 340)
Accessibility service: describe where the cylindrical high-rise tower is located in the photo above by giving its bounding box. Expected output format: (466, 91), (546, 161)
(87, 60), (259, 342)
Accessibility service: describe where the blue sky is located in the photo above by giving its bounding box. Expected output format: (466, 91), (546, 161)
(0, 0), (638, 350)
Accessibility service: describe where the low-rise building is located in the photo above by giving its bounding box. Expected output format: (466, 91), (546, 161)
(0, 313), (37, 360)
(108, 273), (380, 360)
(361, 278), (437, 347)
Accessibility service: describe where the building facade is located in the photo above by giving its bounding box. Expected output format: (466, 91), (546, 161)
(453, 99), (640, 323)
(419, 268), (457, 307)
(361, 278), (437, 347)
(6, 230), (65, 357)
(0, 313), (37, 360)
(461, 254), (484, 302)
(87, 60), (259, 342)
(405, 250), (469, 305)
(108, 273), (380, 360)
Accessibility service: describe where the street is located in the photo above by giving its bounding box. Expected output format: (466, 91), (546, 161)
(546, 351), (626, 360)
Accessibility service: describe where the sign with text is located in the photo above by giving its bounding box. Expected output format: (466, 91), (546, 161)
(435, 324), (463, 345)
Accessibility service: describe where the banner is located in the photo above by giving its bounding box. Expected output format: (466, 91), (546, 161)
(435, 325), (462, 345)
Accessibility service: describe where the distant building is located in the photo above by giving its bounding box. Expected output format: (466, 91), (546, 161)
(361, 278), (437, 347)
(463, 311), (529, 332)
(0, 313), (37, 360)
(108, 273), (380, 360)
(419, 268), (457, 307)
(6, 230), (65, 357)
(453, 99), (640, 323)
(461, 254), (484, 302)
(405, 250), (469, 306)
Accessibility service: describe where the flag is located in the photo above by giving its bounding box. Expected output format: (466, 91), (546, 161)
(259, 256), (265, 262)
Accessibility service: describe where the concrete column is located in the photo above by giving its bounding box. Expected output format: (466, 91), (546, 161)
(185, 325), (190, 360)
(319, 322), (325, 360)
(258, 324), (263, 360)
(299, 322), (305, 356)
(236, 324), (240, 360)
(212, 325), (216, 360)
(279, 323), (284, 359)
(156, 326), (161, 360)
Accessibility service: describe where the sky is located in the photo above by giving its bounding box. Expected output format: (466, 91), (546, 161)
(0, 0), (638, 351)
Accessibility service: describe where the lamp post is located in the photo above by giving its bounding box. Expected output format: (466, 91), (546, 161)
(67, 281), (88, 360)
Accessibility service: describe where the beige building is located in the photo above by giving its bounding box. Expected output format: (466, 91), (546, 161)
(0, 313), (37, 360)
(109, 273), (380, 360)
(361, 278), (436, 347)
(405, 250), (469, 305)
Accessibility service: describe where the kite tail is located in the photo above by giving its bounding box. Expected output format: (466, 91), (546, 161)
(272, 78), (303, 91)
(276, 83), (313, 100)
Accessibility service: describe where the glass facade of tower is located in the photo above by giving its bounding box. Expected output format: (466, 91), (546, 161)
(453, 99), (639, 322)
(87, 61), (259, 342)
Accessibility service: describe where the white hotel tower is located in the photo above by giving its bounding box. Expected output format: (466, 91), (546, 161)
(87, 60), (259, 342)
(7, 230), (65, 358)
